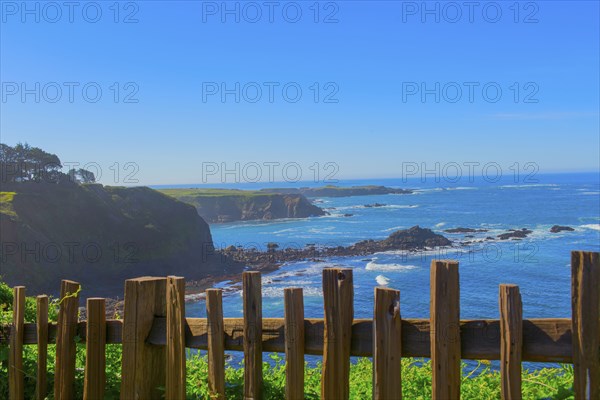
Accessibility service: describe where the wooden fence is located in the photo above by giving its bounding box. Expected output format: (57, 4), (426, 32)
(4, 250), (599, 399)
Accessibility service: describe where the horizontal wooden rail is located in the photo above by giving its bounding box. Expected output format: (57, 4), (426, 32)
(2, 317), (572, 363)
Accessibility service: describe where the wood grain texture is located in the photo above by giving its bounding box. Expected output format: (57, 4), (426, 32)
(120, 277), (167, 400)
(499, 285), (523, 400)
(35, 295), (48, 400)
(206, 289), (225, 399)
(321, 268), (353, 400)
(3, 317), (573, 362)
(243, 271), (262, 399)
(166, 277), (186, 400)
(54, 280), (80, 400)
(430, 260), (460, 400)
(284, 288), (305, 400)
(571, 251), (599, 399)
(83, 298), (106, 400)
(9, 286), (25, 400)
(373, 287), (402, 400)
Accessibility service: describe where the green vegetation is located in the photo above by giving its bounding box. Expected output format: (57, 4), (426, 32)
(0, 281), (575, 399)
(0, 142), (95, 184)
(0, 183), (216, 296)
(159, 188), (277, 198)
(0, 192), (16, 217)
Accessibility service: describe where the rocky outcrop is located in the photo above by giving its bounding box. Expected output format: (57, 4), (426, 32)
(223, 226), (451, 268)
(497, 228), (533, 240)
(261, 185), (413, 197)
(380, 225), (452, 249)
(444, 227), (488, 233)
(160, 189), (326, 223)
(550, 225), (575, 233)
(364, 203), (386, 208)
(0, 182), (239, 296)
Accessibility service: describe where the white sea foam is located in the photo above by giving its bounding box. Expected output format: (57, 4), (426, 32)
(336, 204), (418, 211)
(435, 222), (446, 228)
(414, 188), (444, 193)
(273, 228), (298, 234)
(365, 261), (418, 271)
(383, 225), (406, 232)
(581, 224), (600, 231)
(375, 275), (390, 286)
(500, 184), (559, 188)
(258, 286), (323, 298)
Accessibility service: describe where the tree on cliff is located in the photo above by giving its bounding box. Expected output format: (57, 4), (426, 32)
(0, 142), (63, 183)
(68, 168), (96, 183)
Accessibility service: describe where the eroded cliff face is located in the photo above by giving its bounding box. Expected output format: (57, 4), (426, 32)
(0, 183), (238, 296)
(163, 191), (326, 223)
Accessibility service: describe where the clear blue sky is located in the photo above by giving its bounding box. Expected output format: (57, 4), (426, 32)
(1, 1), (599, 185)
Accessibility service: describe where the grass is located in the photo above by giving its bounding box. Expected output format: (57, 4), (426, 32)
(158, 188), (277, 198)
(0, 191), (17, 217)
(0, 281), (576, 399)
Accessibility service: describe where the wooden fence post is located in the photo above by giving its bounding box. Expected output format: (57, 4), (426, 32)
(35, 295), (48, 400)
(54, 280), (80, 400)
(321, 268), (353, 400)
(373, 287), (402, 400)
(430, 260), (460, 400)
(571, 251), (599, 399)
(499, 284), (523, 400)
(9, 286), (25, 400)
(166, 276), (186, 400)
(243, 271), (263, 400)
(284, 288), (305, 400)
(206, 288), (225, 399)
(84, 298), (106, 400)
(120, 277), (167, 400)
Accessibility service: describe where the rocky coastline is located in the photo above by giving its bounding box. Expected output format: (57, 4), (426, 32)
(221, 225), (451, 269)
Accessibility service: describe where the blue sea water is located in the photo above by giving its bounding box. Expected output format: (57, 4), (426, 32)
(158, 173), (600, 366)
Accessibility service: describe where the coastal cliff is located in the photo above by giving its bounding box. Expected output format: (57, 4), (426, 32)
(159, 189), (326, 223)
(261, 185), (413, 197)
(0, 182), (239, 296)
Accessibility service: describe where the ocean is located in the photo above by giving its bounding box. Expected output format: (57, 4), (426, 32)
(157, 172), (600, 366)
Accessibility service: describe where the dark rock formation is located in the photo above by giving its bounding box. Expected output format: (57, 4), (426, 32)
(444, 227), (489, 233)
(550, 225), (575, 233)
(364, 203), (386, 208)
(223, 226), (452, 268)
(497, 228), (533, 240)
(379, 225), (452, 249)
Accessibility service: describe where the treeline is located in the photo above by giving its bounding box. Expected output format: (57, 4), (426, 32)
(0, 143), (95, 184)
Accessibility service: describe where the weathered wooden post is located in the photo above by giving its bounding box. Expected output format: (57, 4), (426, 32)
(321, 268), (354, 400)
(8, 286), (25, 400)
(430, 260), (460, 400)
(54, 280), (80, 400)
(499, 284), (523, 400)
(373, 287), (402, 400)
(120, 277), (167, 400)
(571, 251), (599, 399)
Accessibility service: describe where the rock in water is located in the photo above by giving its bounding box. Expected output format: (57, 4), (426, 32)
(497, 228), (533, 240)
(550, 225), (575, 233)
(381, 225), (452, 249)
